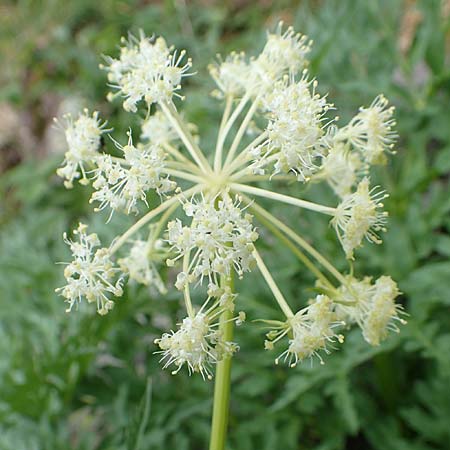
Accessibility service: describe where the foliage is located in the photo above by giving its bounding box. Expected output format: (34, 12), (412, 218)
(0, 1), (449, 449)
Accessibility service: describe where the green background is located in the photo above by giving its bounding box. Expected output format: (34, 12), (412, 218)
(1, 1), (449, 449)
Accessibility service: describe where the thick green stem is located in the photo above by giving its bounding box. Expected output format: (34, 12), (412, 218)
(209, 274), (234, 450)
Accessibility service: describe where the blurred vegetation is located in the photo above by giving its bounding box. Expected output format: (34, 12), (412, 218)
(1, 0), (450, 449)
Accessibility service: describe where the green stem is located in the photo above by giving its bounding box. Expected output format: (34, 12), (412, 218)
(255, 209), (335, 291)
(231, 183), (336, 215)
(163, 143), (200, 170)
(215, 94), (251, 172)
(160, 100), (211, 174)
(214, 95), (234, 172)
(163, 168), (204, 184)
(209, 274), (234, 450)
(253, 248), (294, 318)
(147, 202), (180, 252)
(109, 184), (202, 255)
(223, 97), (260, 168)
(183, 251), (194, 317)
(224, 131), (268, 176)
(244, 197), (348, 286)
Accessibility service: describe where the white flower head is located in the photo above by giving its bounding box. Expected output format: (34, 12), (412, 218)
(338, 95), (397, 165)
(208, 51), (250, 98)
(273, 295), (343, 367)
(316, 142), (364, 197)
(141, 110), (178, 145)
(250, 22), (311, 91)
(56, 223), (123, 315)
(55, 24), (405, 377)
(90, 132), (176, 215)
(104, 31), (193, 112)
(155, 307), (239, 379)
(251, 74), (332, 180)
(362, 276), (405, 345)
(332, 177), (388, 259)
(118, 239), (166, 294)
(167, 194), (259, 286)
(56, 109), (108, 188)
(333, 275), (374, 327)
(334, 275), (405, 346)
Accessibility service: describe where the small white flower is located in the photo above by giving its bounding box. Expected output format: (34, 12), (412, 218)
(56, 109), (108, 188)
(56, 223), (123, 315)
(141, 110), (178, 145)
(167, 194), (258, 286)
(333, 275), (374, 323)
(90, 132), (176, 215)
(155, 312), (216, 379)
(274, 295), (343, 366)
(250, 22), (311, 91)
(104, 32), (193, 112)
(209, 51), (250, 98)
(118, 239), (166, 294)
(332, 177), (388, 259)
(336, 95), (397, 165)
(334, 275), (405, 346)
(362, 276), (405, 345)
(251, 74), (332, 180)
(155, 305), (239, 379)
(316, 142), (364, 197)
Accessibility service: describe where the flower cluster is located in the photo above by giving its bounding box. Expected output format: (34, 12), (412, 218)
(257, 24), (311, 77)
(155, 286), (242, 379)
(104, 32), (192, 112)
(265, 295), (343, 366)
(332, 177), (388, 259)
(335, 275), (405, 346)
(209, 52), (249, 99)
(56, 110), (108, 188)
(250, 24), (311, 91)
(335, 95), (397, 165)
(210, 23), (311, 99)
(155, 312), (220, 379)
(314, 143), (363, 198)
(141, 110), (178, 145)
(251, 75), (332, 180)
(118, 239), (167, 294)
(56, 23), (404, 378)
(90, 133), (175, 215)
(167, 194), (258, 287)
(56, 223), (123, 315)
